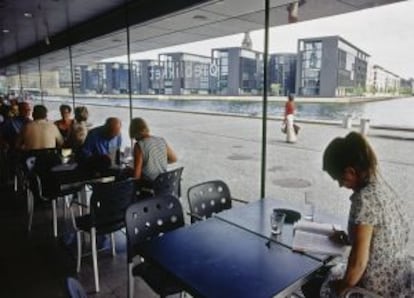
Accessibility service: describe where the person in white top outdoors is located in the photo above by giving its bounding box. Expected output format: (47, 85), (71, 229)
(129, 117), (177, 183)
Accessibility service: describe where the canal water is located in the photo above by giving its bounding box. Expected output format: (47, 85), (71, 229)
(47, 96), (414, 128)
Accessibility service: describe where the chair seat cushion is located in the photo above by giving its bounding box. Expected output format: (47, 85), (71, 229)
(132, 262), (183, 296)
(75, 215), (125, 235)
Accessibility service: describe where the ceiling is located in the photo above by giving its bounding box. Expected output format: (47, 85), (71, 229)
(0, 0), (405, 74)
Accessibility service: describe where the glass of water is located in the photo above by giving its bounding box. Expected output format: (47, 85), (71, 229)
(304, 191), (315, 221)
(270, 209), (286, 235)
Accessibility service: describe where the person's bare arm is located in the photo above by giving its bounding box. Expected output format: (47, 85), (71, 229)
(55, 130), (64, 148)
(133, 144), (143, 179)
(166, 144), (177, 163)
(333, 224), (373, 295)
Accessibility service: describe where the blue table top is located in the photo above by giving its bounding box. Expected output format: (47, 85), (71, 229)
(138, 218), (322, 298)
(214, 198), (347, 261)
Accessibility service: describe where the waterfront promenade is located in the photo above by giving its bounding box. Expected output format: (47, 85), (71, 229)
(45, 101), (414, 249)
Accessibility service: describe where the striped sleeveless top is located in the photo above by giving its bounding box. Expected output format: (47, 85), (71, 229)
(136, 136), (168, 181)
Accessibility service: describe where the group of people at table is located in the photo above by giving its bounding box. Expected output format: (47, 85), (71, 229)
(0, 102), (177, 184)
(0, 100), (412, 297)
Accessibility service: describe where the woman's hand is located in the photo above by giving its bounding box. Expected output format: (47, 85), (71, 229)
(329, 279), (349, 296)
(329, 229), (350, 245)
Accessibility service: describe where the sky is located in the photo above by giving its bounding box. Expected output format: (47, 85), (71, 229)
(107, 0), (414, 79)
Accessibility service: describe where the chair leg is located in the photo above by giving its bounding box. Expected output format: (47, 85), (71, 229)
(78, 191), (83, 216)
(14, 174), (18, 192)
(52, 199), (58, 238)
(128, 262), (134, 298)
(76, 230), (82, 272)
(91, 227), (100, 292)
(110, 232), (116, 257)
(63, 196), (69, 219)
(27, 188), (34, 232)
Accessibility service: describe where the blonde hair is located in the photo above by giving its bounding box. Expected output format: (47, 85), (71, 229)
(129, 117), (149, 140)
(74, 106), (88, 122)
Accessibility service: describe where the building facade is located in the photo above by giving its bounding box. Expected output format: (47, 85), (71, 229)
(269, 53), (297, 96)
(133, 60), (164, 95)
(400, 78), (414, 95)
(158, 53), (211, 95)
(296, 36), (369, 97)
(367, 64), (400, 95)
(211, 47), (263, 96)
(97, 62), (131, 94)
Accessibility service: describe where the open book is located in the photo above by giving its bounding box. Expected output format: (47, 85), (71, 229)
(292, 220), (350, 256)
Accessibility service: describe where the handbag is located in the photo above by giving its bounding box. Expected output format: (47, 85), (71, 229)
(294, 124), (300, 135)
(281, 122), (287, 134)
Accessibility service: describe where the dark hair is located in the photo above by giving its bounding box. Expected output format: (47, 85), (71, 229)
(32, 105), (48, 120)
(288, 94), (294, 101)
(323, 132), (378, 181)
(59, 104), (72, 113)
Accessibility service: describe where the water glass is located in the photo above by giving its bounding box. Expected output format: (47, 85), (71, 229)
(60, 148), (72, 164)
(270, 210), (286, 235)
(304, 191), (315, 221)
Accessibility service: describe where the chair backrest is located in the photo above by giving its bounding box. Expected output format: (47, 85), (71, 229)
(125, 195), (184, 262)
(66, 277), (87, 298)
(187, 180), (232, 223)
(152, 167), (184, 197)
(343, 287), (383, 298)
(89, 178), (136, 226)
(24, 148), (61, 173)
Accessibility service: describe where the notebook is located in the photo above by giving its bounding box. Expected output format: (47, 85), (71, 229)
(292, 220), (350, 256)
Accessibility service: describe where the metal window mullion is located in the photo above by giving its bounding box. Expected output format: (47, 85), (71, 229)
(260, 0), (270, 199)
(38, 56), (44, 104)
(68, 45), (76, 109)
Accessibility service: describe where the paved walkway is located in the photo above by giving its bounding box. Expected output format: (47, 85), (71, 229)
(46, 101), (414, 250)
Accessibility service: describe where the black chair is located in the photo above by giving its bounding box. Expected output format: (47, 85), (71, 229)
(66, 277), (87, 298)
(73, 178), (135, 293)
(137, 167), (184, 200)
(152, 167), (184, 197)
(23, 148), (77, 237)
(187, 180), (247, 223)
(125, 195), (185, 298)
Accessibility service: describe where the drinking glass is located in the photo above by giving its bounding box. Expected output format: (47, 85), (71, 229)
(270, 210), (286, 235)
(304, 191), (315, 221)
(60, 148), (72, 164)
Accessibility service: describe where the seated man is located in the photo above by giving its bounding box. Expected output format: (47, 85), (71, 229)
(17, 105), (64, 200)
(17, 105), (63, 150)
(80, 117), (122, 169)
(0, 101), (32, 149)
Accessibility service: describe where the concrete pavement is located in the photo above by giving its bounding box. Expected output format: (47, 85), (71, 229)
(45, 101), (414, 251)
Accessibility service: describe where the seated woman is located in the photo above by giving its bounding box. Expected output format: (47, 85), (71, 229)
(129, 117), (177, 184)
(54, 104), (73, 146)
(315, 132), (412, 297)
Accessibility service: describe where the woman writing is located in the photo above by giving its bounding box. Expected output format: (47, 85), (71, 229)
(318, 132), (412, 297)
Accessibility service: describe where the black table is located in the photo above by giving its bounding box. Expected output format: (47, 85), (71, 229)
(50, 163), (121, 192)
(214, 198), (347, 261)
(138, 218), (322, 298)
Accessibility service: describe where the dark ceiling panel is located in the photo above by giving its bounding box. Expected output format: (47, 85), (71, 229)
(0, 0), (210, 68)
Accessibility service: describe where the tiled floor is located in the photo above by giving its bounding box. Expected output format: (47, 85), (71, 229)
(0, 185), (159, 298)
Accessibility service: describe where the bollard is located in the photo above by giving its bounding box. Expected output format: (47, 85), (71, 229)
(360, 118), (370, 135)
(343, 114), (352, 129)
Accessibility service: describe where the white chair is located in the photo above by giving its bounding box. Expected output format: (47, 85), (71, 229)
(343, 287), (382, 298)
